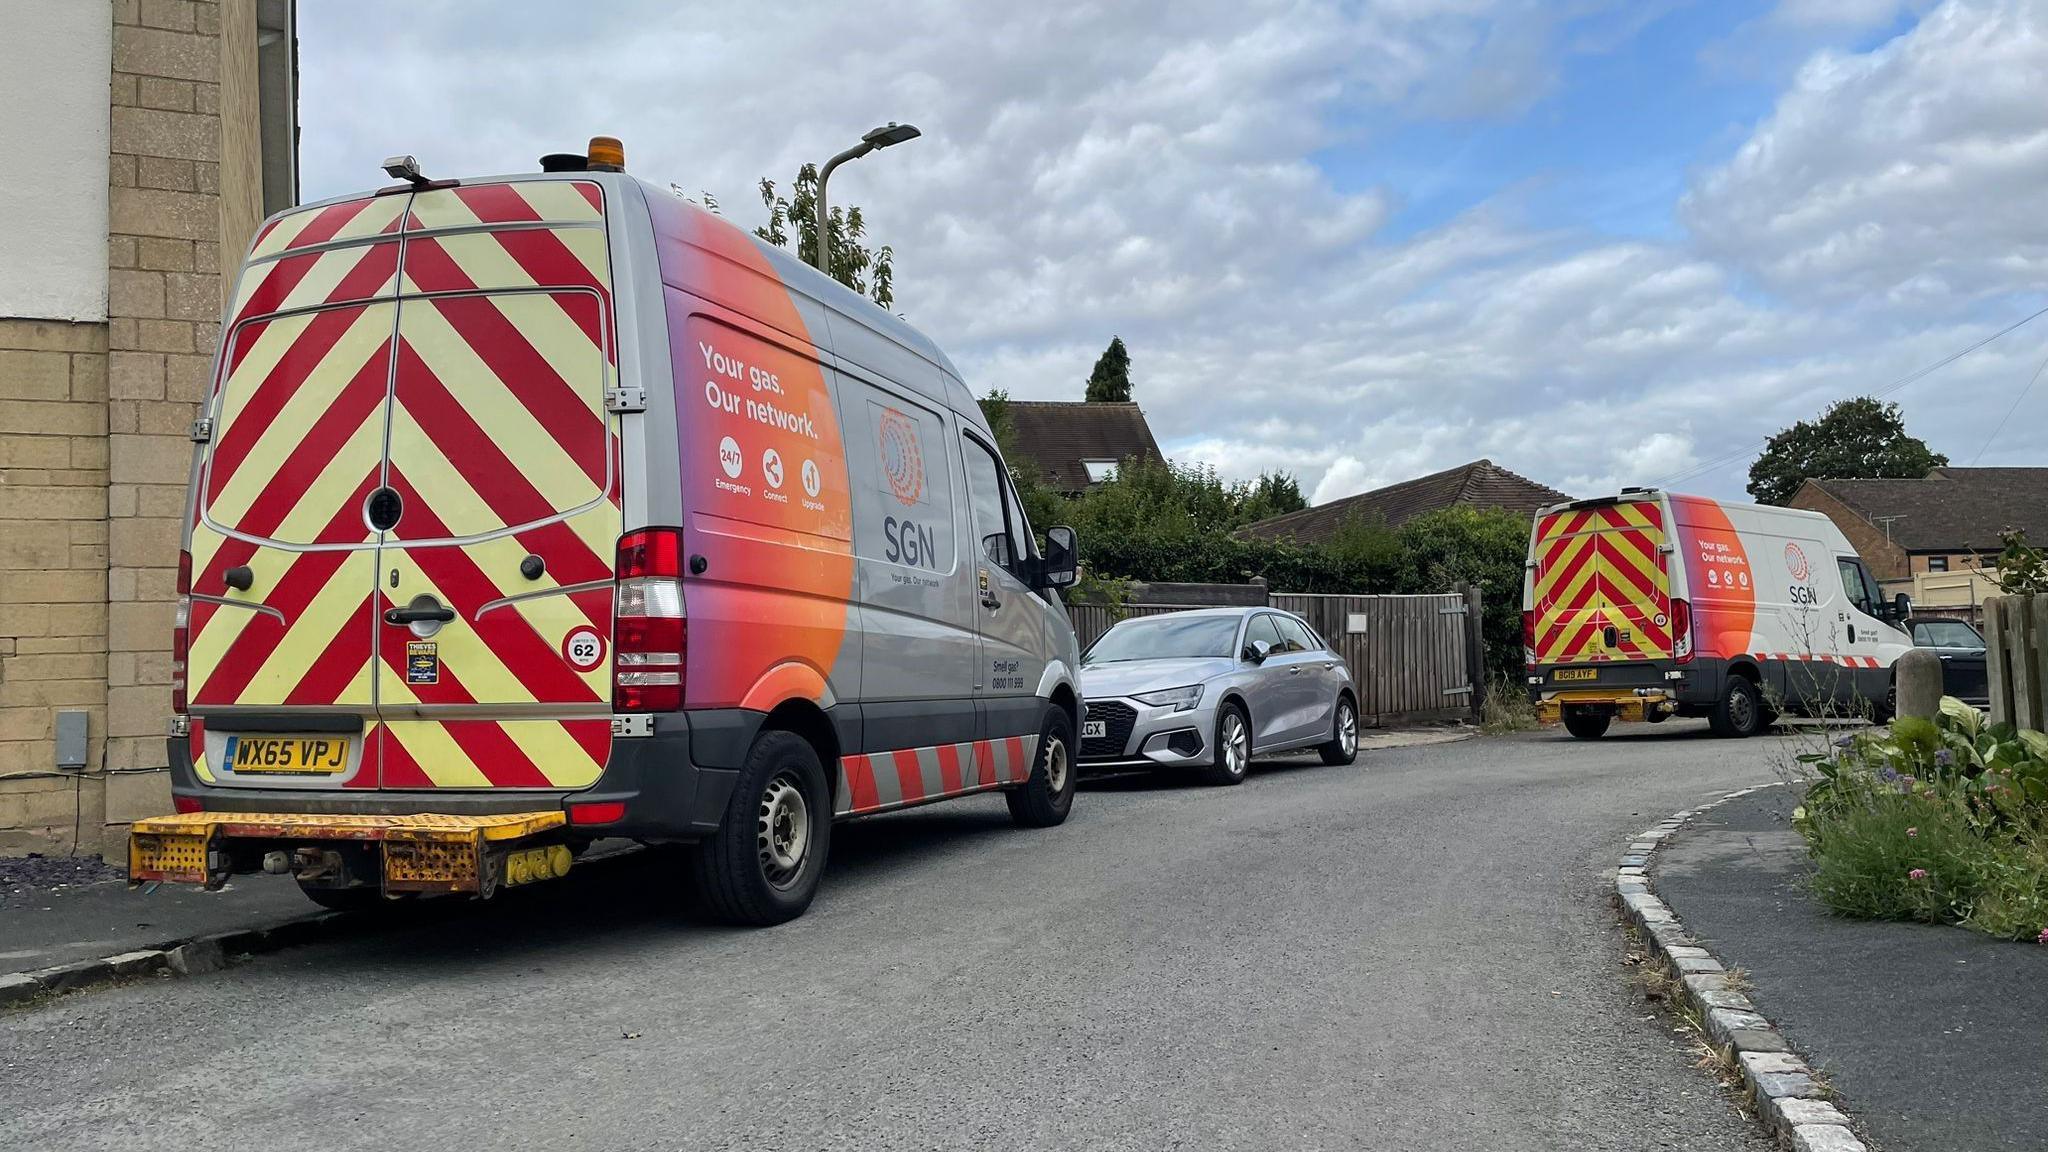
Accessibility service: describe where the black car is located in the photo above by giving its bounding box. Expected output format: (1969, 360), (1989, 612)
(1909, 618), (1989, 707)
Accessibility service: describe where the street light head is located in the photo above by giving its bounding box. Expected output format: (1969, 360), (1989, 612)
(863, 122), (922, 149)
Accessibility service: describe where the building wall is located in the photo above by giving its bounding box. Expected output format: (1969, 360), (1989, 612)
(0, 2), (114, 323)
(1, 0), (273, 858)
(1788, 484), (1910, 581)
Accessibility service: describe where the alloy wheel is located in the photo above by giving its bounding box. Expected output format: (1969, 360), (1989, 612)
(1339, 704), (1357, 755)
(1223, 713), (1249, 776)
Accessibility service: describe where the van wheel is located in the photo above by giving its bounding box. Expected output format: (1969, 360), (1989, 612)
(1709, 676), (1765, 738)
(1563, 708), (1610, 740)
(690, 729), (831, 926)
(1319, 695), (1359, 765)
(1006, 705), (1076, 828)
(1196, 702), (1252, 786)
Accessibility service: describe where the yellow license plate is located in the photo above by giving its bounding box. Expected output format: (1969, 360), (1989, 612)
(223, 734), (350, 775)
(1554, 669), (1598, 682)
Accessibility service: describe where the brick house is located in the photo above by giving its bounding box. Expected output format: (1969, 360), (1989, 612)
(1239, 459), (1570, 544)
(1789, 467), (2048, 621)
(0, 0), (297, 856)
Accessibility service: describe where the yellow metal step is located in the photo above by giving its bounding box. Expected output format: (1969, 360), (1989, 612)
(130, 810), (569, 892)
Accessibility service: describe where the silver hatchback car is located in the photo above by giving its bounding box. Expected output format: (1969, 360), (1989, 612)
(1077, 607), (1359, 785)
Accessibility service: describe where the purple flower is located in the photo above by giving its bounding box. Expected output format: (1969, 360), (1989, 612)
(2038, 928), (2048, 945)
(1935, 749), (1954, 767)
(1835, 734), (1856, 748)
(1909, 868), (1929, 880)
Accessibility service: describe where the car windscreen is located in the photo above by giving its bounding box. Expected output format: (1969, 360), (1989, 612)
(1913, 621), (1983, 649)
(1084, 615), (1241, 664)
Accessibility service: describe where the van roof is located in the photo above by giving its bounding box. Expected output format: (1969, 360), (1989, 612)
(245, 172), (979, 429)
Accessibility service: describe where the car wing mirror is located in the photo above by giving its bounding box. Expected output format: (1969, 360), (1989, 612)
(1244, 639), (1271, 664)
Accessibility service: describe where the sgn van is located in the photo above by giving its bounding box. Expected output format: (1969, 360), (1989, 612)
(1522, 487), (1913, 739)
(133, 138), (1085, 926)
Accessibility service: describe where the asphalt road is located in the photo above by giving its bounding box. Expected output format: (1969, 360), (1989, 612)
(2, 723), (1784, 1151)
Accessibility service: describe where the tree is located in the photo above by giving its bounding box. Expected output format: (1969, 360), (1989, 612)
(756, 164), (896, 309)
(1084, 337), (1133, 402)
(1747, 397), (1947, 505)
(1242, 472), (1308, 521)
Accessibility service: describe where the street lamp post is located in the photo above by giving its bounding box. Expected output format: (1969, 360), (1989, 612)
(813, 122), (921, 281)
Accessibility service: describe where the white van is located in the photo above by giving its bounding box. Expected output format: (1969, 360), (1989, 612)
(1522, 488), (1913, 738)
(131, 138), (1084, 925)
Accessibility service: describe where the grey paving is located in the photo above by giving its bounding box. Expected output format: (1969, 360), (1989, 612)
(1, 723), (1778, 1151)
(1656, 786), (2048, 1152)
(0, 867), (314, 972)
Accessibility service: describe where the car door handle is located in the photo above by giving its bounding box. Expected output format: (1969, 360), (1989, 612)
(384, 605), (456, 625)
(1288, 667), (1302, 675)
(981, 594), (1001, 610)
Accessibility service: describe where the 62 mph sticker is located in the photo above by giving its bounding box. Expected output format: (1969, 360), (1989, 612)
(562, 627), (607, 671)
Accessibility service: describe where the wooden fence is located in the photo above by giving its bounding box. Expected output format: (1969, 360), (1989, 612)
(1068, 586), (1483, 726)
(1984, 594), (2048, 729)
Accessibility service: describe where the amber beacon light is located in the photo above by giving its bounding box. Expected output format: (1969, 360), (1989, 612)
(586, 135), (626, 172)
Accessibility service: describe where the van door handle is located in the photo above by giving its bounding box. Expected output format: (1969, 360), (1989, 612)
(384, 605), (456, 625)
(980, 594), (1001, 610)
(1847, 624), (1857, 643)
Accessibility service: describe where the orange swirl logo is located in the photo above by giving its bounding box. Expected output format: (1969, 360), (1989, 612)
(1784, 542), (1810, 583)
(878, 408), (924, 506)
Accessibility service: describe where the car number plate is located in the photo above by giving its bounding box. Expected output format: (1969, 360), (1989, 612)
(1082, 720), (1107, 738)
(1553, 669), (1597, 682)
(222, 735), (350, 775)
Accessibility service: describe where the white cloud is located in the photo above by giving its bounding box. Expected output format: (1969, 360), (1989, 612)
(297, 0), (2048, 511)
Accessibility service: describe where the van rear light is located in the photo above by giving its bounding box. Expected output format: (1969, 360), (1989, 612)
(1522, 609), (1537, 670)
(1672, 598), (1694, 663)
(614, 528), (684, 712)
(173, 795), (204, 814)
(568, 801), (627, 825)
(171, 550), (192, 714)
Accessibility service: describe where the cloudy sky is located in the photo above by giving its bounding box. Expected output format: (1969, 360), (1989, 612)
(299, 0), (2048, 504)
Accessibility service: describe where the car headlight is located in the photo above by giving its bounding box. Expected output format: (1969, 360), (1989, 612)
(1134, 684), (1203, 712)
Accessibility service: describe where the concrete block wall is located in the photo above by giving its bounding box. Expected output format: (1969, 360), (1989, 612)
(0, 0), (260, 859)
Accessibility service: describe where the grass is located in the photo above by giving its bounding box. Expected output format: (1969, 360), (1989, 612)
(1481, 673), (1540, 735)
(1802, 786), (2048, 939)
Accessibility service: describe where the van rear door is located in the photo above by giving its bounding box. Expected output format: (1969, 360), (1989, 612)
(187, 195), (408, 787)
(373, 182), (620, 789)
(1531, 499), (1672, 666)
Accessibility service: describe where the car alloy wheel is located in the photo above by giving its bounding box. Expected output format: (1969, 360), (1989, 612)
(1338, 703), (1357, 756)
(1222, 711), (1248, 777)
(757, 771), (810, 890)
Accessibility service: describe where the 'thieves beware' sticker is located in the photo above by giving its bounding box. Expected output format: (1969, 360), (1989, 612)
(406, 641), (439, 685)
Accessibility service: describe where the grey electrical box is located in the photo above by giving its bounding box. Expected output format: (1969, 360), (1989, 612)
(55, 710), (89, 769)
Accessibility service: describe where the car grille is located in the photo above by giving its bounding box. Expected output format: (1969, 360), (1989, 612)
(1081, 701), (1137, 759)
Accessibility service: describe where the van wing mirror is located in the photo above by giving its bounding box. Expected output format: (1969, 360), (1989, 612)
(1035, 525), (1079, 590)
(1891, 592), (1912, 621)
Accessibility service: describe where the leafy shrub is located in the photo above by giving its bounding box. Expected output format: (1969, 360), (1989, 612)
(1795, 699), (2048, 941)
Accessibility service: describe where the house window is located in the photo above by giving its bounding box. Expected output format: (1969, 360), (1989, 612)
(1081, 459), (1119, 483)
(1927, 556), (1949, 572)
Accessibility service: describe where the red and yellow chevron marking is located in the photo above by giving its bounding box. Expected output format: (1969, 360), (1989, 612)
(248, 195), (407, 261)
(837, 736), (1040, 816)
(190, 181), (620, 792)
(1531, 501), (1671, 665)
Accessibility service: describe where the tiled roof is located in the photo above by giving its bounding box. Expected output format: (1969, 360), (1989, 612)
(1240, 459), (1572, 543)
(1003, 401), (1163, 493)
(1799, 467), (2048, 552)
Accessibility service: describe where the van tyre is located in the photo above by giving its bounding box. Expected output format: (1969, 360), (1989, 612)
(690, 729), (831, 927)
(1319, 695), (1359, 766)
(1709, 676), (1765, 738)
(1563, 708), (1610, 740)
(1006, 706), (1076, 827)
(1197, 702), (1253, 786)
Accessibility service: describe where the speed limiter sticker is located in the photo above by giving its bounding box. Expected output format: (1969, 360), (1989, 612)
(561, 626), (607, 671)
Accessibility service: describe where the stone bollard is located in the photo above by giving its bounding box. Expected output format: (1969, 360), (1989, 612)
(1894, 647), (1943, 720)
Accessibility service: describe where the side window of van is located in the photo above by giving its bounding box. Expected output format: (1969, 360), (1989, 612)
(962, 435), (1021, 576)
(1836, 557), (1881, 615)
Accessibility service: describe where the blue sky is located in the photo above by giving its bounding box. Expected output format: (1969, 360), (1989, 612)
(301, 0), (2048, 504)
